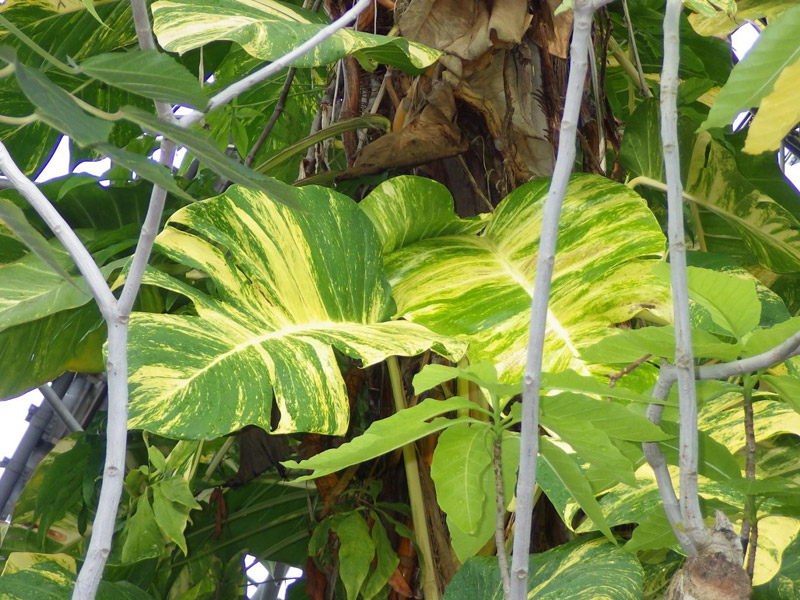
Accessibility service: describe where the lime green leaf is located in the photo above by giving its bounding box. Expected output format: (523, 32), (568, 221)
(362, 513), (398, 600)
(79, 0), (106, 26)
(80, 50), (207, 109)
(624, 507), (678, 553)
(13, 60), (112, 145)
(413, 362), (520, 399)
(541, 370), (661, 405)
(539, 437), (614, 542)
(702, 5), (800, 130)
(761, 375), (800, 414)
(447, 510), (495, 564)
(121, 493), (164, 564)
(146, 445), (167, 473)
(581, 324), (741, 364)
(681, 265), (761, 342)
(334, 513), (375, 600)
(743, 317), (800, 357)
(431, 423), (493, 535)
(542, 393), (670, 443)
(364, 174), (669, 383)
(442, 538), (642, 600)
(283, 397), (475, 479)
(360, 176), (487, 255)
(744, 57), (800, 154)
(119, 106), (299, 208)
(129, 185), (465, 439)
(687, 134), (800, 274)
(151, 0), (441, 74)
(151, 479), (197, 555)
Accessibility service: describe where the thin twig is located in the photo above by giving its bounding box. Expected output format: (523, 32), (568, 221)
(609, 353), (652, 388)
(245, 68), (297, 167)
(661, 0), (705, 539)
(179, 0), (373, 129)
(741, 376), (757, 576)
(510, 2), (603, 598)
(493, 435), (511, 599)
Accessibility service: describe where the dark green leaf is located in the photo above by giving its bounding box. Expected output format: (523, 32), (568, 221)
(80, 50), (207, 109)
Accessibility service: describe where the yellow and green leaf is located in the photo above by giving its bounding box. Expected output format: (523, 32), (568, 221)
(127, 184), (465, 439)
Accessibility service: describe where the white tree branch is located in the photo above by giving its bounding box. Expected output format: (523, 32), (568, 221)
(510, 2), (597, 598)
(643, 373), (697, 555)
(179, 0), (372, 129)
(660, 0), (706, 539)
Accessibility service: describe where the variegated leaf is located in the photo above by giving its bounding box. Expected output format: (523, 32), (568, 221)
(442, 538), (643, 600)
(151, 0), (442, 74)
(128, 184), (465, 439)
(361, 174), (670, 382)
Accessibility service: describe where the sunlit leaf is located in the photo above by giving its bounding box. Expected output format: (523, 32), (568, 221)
(128, 185), (465, 439)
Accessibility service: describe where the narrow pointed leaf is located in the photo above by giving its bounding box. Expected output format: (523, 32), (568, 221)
(539, 437), (614, 542)
(151, 0), (442, 74)
(14, 60), (111, 145)
(282, 397), (475, 479)
(80, 50), (207, 109)
(128, 185), (465, 439)
(120, 106), (299, 208)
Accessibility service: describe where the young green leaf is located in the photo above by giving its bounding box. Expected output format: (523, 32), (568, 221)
(80, 50), (207, 109)
(413, 361), (520, 399)
(431, 422), (493, 535)
(121, 493), (164, 563)
(362, 513), (399, 600)
(333, 513), (375, 600)
(152, 479), (196, 555)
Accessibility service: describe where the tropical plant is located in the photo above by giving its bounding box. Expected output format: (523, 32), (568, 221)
(0, 0), (799, 599)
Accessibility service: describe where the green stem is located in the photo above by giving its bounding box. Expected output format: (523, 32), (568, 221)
(203, 435), (236, 481)
(387, 356), (440, 600)
(0, 113), (37, 126)
(627, 175), (702, 205)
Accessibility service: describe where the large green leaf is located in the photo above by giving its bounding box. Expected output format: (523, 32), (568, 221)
(442, 538), (642, 600)
(334, 513), (375, 600)
(362, 173), (669, 383)
(128, 184), (465, 439)
(702, 4), (800, 130)
(151, 0), (441, 74)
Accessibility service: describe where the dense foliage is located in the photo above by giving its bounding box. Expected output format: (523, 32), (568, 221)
(0, 0), (800, 598)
